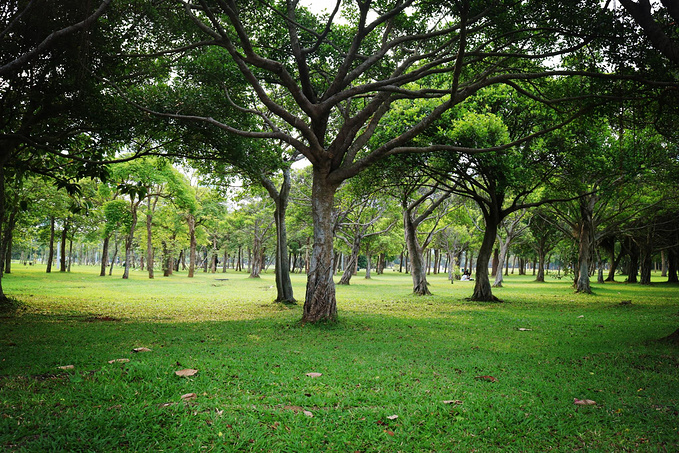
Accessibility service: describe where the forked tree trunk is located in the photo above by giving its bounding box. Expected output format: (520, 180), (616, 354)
(338, 238), (360, 285)
(403, 210), (430, 295)
(302, 171), (339, 323)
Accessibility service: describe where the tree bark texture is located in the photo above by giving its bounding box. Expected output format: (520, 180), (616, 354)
(575, 196), (597, 294)
(403, 210), (430, 295)
(302, 171), (339, 323)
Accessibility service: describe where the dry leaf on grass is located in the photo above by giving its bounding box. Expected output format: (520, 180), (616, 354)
(303, 410), (313, 417)
(384, 430), (395, 436)
(181, 393), (197, 401)
(175, 368), (198, 377)
(443, 400), (463, 405)
(57, 365), (74, 370)
(517, 328), (532, 331)
(107, 358), (130, 364)
(305, 372), (322, 378)
(386, 415), (398, 420)
(573, 398), (596, 406)
(475, 375), (498, 382)
(132, 347), (152, 353)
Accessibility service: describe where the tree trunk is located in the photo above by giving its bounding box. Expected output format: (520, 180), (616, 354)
(639, 243), (653, 285)
(122, 207), (138, 279)
(668, 249), (678, 283)
(472, 215), (500, 301)
(403, 207), (430, 295)
(661, 250), (668, 277)
(536, 248), (546, 282)
(302, 171), (339, 323)
(146, 197), (157, 279)
(3, 209), (16, 274)
(187, 214), (197, 278)
(262, 171), (295, 303)
(109, 233), (118, 276)
(338, 240), (359, 285)
(627, 240), (639, 283)
(100, 235), (110, 276)
(493, 238), (510, 288)
(0, 165), (9, 304)
(249, 232), (262, 278)
(365, 249), (372, 279)
(46, 217), (55, 273)
(491, 247), (499, 277)
(575, 196), (597, 294)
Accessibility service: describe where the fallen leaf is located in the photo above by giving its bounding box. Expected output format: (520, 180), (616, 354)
(577, 315), (584, 318)
(283, 405), (304, 413)
(386, 415), (398, 420)
(57, 365), (74, 370)
(132, 347), (152, 353)
(573, 398), (596, 406)
(517, 328), (532, 331)
(303, 410), (313, 417)
(443, 400), (463, 405)
(475, 375), (498, 382)
(107, 358), (130, 364)
(305, 372), (322, 378)
(181, 393), (197, 401)
(175, 368), (198, 377)
(384, 430), (395, 436)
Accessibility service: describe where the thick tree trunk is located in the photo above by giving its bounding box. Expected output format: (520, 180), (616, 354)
(536, 249), (546, 282)
(575, 196), (597, 294)
(668, 249), (678, 283)
(100, 235), (110, 276)
(46, 217), (55, 273)
(472, 216), (500, 301)
(187, 214), (197, 278)
(249, 232), (262, 278)
(403, 208), (430, 295)
(661, 250), (668, 277)
(491, 248), (499, 277)
(302, 171), (339, 323)
(639, 243), (653, 285)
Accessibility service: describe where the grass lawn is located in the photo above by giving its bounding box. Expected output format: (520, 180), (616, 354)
(1, 265), (678, 451)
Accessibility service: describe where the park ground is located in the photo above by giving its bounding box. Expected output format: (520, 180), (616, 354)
(0, 265), (678, 451)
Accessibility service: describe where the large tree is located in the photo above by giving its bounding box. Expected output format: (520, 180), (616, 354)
(116, 0), (665, 321)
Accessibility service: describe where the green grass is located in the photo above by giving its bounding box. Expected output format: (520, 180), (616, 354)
(1, 265), (678, 451)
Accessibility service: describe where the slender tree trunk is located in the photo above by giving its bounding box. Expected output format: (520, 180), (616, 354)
(365, 249), (372, 279)
(3, 210), (15, 274)
(536, 248), (546, 282)
(262, 171), (295, 302)
(223, 249), (228, 273)
(661, 250), (668, 277)
(46, 217), (55, 273)
(60, 223), (69, 272)
(100, 235), (110, 276)
(146, 197), (156, 279)
(493, 238), (510, 288)
(122, 207), (138, 280)
(0, 165), (9, 303)
(249, 232), (262, 278)
(302, 171), (339, 323)
(187, 214), (197, 278)
(338, 239), (360, 285)
(109, 233), (118, 276)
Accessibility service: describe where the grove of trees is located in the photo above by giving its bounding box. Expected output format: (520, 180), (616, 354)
(1, 0), (678, 325)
